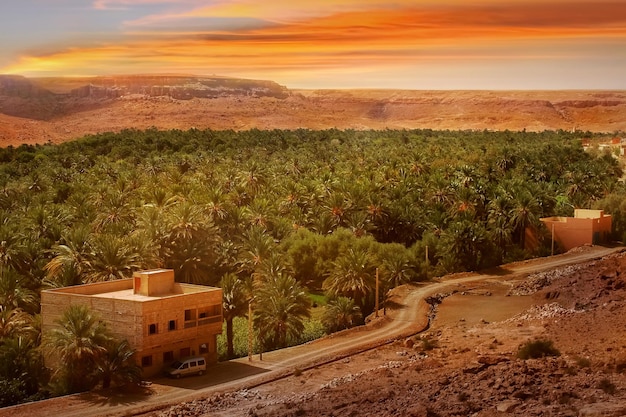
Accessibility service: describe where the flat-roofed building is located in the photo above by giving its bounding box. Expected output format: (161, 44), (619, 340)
(41, 269), (222, 378)
(541, 209), (612, 251)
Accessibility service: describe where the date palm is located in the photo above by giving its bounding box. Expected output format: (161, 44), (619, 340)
(160, 202), (219, 284)
(44, 304), (112, 393)
(322, 296), (362, 333)
(254, 274), (310, 350)
(95, 339), (141, 389)
(0, 306), (32, 340)
(45, 225), (92, 286)
(220, 273), (249, 359)
(84, 234), (142, 283)
(323, 247), (375, 312)
(0, 268), (38, 313)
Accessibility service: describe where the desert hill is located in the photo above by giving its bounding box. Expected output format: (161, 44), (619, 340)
(0, 74), (625, 147)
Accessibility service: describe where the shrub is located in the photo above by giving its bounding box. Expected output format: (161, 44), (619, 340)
(517, 339), (560, 359)
(575, 356), (591, 368)
(598, 378), (616, 395)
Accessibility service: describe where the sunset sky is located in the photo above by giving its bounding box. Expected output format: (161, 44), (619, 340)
(1, 1), (626, 89)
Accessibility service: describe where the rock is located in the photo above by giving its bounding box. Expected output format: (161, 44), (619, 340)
(578, 403), (626, 417)
(496, 399), (520, 412)
(463, 363), (488, 374)
(404, 338), (415, 348)
(477, 355), (510, 365)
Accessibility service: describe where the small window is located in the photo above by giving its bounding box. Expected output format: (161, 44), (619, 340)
(163, 351), (174, 363)
(198, 359), (206, 366)
(184, 309), (196, 321)
(142, 355), (153, 367)
(199, 343), (208, 354)
(190, 361), (197, 367)
(168, 320), (176, 331)
(181, 363), (188, 369)
(148, 323), (158, 335)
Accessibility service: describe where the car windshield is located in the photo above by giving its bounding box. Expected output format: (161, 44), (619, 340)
(170, 361), (183, 369)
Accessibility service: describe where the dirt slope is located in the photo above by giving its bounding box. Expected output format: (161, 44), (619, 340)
(4, 246), (623, 417)
(156, 247), (626, 417)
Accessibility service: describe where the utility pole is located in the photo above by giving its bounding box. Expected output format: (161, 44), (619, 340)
(375, 268), (379, 318)
(248, 301), (252, 362)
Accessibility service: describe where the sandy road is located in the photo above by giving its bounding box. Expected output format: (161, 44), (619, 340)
(4, 245), (621, 417)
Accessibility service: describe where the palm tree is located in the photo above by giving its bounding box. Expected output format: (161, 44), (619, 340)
(44, 225), (92, 287)
(254, 274), (310, 350)
(0, 335), (44, 398)
(160, 202), (219, 284)
(84, 234), (142, 283)
(0, 268), (38, 313)
(323, 247), (375, 313)
(44, 304), (112, 393)
(379, 248), (414, 289)
(321, 296), (362, 333)
(95, 339), (142, 389)
(0, 306), (32, 340)
(220, 273), (249, 359)
(510, 189), (542, 249)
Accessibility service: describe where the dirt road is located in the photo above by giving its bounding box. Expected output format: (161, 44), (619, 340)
(4, 245), (621, 417)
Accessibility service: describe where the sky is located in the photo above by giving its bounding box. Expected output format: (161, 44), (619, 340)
(1, 0), (626, 89)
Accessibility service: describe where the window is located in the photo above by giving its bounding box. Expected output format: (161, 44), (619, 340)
(184, 309), (196, 321)
(180, 347), (191, 357)
(198, 359), (205, 366)
(199, 343), (208, 354)
(148, 323), (158, 335)
(181, 363), (188, 369)
(198, 305), (220, 318)
(163, 351), (174, 363)
(141, 355), (153, 367)
(168, 320), (176, 331)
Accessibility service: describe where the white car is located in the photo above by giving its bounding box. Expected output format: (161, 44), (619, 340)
(164, 356), (206, 378)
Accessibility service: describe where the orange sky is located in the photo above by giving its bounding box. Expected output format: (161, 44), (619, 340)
(2, 1), (626, 89)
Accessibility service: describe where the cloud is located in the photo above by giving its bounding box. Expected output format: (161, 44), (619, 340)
(4, 1), (626, 88)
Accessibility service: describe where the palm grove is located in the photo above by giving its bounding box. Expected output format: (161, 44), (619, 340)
(0, 128), (624, 405)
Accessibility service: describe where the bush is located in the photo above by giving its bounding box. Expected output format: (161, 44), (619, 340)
(575, 356), (591, 368)
(517, 339), (560, 359)
(598, 378), (616, 395)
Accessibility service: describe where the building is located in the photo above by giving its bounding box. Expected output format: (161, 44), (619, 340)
(540, 209), (612, 251)
(41, 269), (223, 378)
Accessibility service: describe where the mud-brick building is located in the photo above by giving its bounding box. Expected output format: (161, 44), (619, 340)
(540, 209), (612, 251)
(41, 269), (223, 378)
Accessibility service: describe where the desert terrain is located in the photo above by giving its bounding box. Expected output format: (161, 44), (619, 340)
(152, 247), (626, 417)
(1, 75), (626, 147)
(5, 246), (626, 417)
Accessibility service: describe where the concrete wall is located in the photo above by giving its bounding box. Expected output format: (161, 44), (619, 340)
(138, 290), (222, 376)
(542, 211), (612, 251)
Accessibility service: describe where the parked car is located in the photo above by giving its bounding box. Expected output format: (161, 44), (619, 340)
(164, 356), (206, 378)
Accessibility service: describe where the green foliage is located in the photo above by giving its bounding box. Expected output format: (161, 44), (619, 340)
(321, 296), (362, 332)
(0, 127), (623, 400)
(216, 315), (325, 361)
(517, 339), (560, 359)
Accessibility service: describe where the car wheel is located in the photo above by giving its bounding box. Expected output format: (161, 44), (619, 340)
(176, 374), (181, 379)
(198, 370), (204, 376)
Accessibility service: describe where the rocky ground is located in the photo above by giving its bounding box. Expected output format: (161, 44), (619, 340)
(153, 249), (626, 417)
